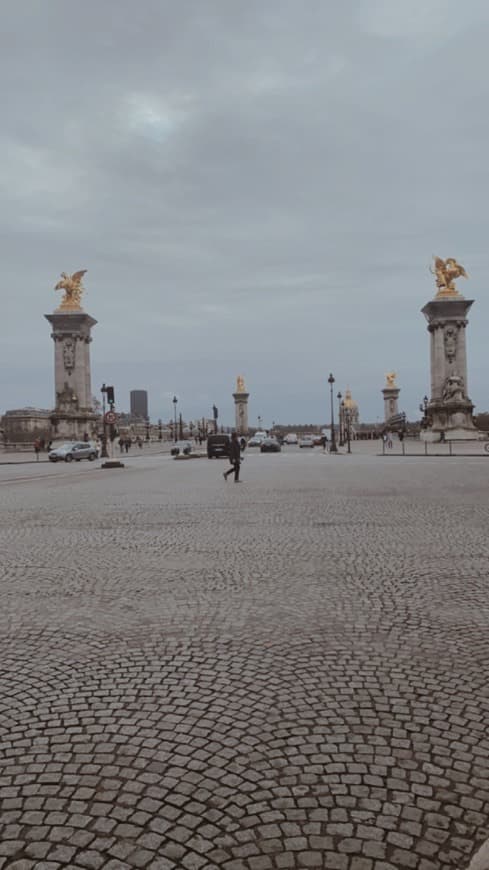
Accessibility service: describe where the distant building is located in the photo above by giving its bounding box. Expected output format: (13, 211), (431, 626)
(130, 390), (149, 420)
(343, 388), (360, 425)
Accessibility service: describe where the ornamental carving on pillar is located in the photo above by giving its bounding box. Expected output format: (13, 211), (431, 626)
(442, 375), (465, 403)
(63, 338), (76, 373)
(443, 326), (457, 363)
(56, 382), (79, 411)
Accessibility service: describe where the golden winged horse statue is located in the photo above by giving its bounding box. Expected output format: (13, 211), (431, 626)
(55, 270), (87, 310)
(431, 257), (468, 297)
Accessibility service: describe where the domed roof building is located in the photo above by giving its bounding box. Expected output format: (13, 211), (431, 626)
(342, 388), (360, 425)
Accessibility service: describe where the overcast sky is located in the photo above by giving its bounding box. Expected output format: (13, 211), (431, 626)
(1, 0), (488, 426)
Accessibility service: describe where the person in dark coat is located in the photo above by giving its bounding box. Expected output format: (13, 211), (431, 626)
(223, 432), (242, 482)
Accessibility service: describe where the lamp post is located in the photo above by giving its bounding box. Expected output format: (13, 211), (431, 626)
(258, 415), (262, 431)
(158, 419), (162, 441)
(345, 407), (352, 454)
(145, 420), (150, 442)
(172, 396), (178, 442)
(100, 383), (109, 458)
(337, 392), (343, 446)
(328, 373), (337, 453)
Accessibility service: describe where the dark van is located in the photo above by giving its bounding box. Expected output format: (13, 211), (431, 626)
(207, 434), (231, 458)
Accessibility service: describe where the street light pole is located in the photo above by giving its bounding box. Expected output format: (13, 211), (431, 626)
(100, 384), (109, 458)
(328, 373), (337, 453)
(173, 396), (178, 443)
(337, 392), (343, 446)
(345, 408), (352, 454)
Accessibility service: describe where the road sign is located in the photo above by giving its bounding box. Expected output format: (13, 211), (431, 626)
(105, 411), (117, 424)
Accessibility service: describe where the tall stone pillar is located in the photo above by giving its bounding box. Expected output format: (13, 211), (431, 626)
(382, 374), (400, 423)
(45, 273), (98, 440)
(421, 295), (476, 440)
(233, 375), (249, 435)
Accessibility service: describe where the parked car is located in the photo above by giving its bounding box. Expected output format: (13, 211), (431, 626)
(248, 436), (264, 447)
(260, 438), (281, 453)
(283, 433), (298, 444)
(48, 441), (98, 462)
(207, 434), (231, 458)
(299, 436), (315, 448)
(171, 440), (192, 456)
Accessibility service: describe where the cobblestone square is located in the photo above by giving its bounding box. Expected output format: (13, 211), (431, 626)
(1, 448), (488, 869)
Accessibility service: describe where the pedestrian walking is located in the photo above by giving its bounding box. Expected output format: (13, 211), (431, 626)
(34, 438), (41, 461)
(223, 432), (242, 483)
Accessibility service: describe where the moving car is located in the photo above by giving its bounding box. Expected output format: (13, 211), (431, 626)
(283, 433), (298, 444)
(299, 436), (315, 448)
(48, 441), (98, 462)
(260, 438), (281, 453)
(171, 440), (192, 456)
(207, 434), (231, 458)
(248, 436), (264, 447)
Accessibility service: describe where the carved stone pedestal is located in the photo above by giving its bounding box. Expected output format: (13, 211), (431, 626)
(421, 296), (478, 441)
(233, 391), (249, 435)
(45, 310), (98, 440)
(382, 387), (400, 423)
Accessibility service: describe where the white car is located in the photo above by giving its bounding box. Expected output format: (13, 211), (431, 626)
(49, 441), (98, 462)
(284, 433), (298, 445)
(299, 436), (315, 448)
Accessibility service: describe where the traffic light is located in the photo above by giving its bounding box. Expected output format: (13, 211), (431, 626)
(106, 385), (115, 404)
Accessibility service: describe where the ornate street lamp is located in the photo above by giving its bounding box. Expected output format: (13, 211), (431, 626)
(100, 383), (109, 458)
(345, 407), (352, 454)
(328, 374), (337, 453)
(172, 396), (178, 442)
(337, 392), (343, 446)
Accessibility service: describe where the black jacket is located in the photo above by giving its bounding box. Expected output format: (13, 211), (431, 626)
(228, 439), (241, 463)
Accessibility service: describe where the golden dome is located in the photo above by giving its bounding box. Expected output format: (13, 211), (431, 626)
(343, 388), (358, 410)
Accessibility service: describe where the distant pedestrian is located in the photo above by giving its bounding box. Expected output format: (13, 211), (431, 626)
(118, 437), (124, 454)
(34, 438), (41, 461)
(124, 438), (131, 454)
(223, 432), (242, 483)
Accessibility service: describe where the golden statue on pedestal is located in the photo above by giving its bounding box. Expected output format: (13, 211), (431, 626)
(431, 257), (468, 297)
(236, 375), (246, 393)
(55, 270), (87, 310)
(385, 372), (397, 388)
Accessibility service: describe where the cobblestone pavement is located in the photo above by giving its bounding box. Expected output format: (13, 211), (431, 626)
(1, 448), (488, 870)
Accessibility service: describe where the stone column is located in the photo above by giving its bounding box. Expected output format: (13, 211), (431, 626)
(233, 392), (249, 435)
(45, 310), (98, 440)
(421, 296), (477, 440)
(382, 386), (400, 423)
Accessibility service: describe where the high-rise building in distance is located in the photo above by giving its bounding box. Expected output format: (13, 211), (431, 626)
(130, 390), (149, 420)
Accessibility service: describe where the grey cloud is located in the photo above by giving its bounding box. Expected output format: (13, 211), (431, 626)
(1, 0), (489, 425)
